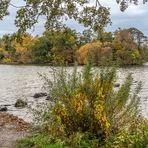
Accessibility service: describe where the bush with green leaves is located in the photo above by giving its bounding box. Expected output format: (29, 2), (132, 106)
(17, 62), (148, 148)
(106, 118), (148, 147)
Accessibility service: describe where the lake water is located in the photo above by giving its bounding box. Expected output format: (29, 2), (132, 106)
(0, 65), (148, 121)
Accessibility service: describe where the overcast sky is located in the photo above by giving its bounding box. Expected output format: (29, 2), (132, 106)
(0, 0), (148, 37)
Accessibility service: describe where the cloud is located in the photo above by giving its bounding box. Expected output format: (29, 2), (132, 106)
(103, 0), (148, 35)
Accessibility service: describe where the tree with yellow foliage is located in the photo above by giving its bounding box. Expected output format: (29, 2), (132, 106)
(14, 33), (37, 64)
(76, 41), (112, 65)
(0, 34), (16, 63)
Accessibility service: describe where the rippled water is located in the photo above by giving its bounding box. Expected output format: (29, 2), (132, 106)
(0, 65), (148, 121)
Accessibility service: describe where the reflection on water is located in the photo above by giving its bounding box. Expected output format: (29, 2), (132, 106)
(0, 65), (148, 121)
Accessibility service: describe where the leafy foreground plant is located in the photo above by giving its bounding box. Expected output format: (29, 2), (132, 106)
(17, 62), (148, 148)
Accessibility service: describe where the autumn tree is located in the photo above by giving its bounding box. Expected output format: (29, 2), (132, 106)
(76, 41), (112, 65)
(0, 34), (17, 63)
(97, 28), (113, 43)
(14, 33), (37, 63)
(113, 28), (143, 65)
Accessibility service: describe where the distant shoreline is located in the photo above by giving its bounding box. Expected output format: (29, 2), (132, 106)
(0, 62), (146, 67)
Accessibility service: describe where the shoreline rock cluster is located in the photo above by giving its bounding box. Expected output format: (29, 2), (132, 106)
(0, 92), (51, 112)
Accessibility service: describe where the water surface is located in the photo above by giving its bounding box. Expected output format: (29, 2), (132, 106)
(0, 65), (148, 121)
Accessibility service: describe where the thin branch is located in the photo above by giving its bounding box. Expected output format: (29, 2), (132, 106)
(9, 3), (24, 8)
(95, 0), (102, 7)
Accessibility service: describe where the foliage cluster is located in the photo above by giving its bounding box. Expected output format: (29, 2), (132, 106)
(0, 28), (78, 64)
(0, 27), (148, 65)
(17, 62), (148, 147)
(76, 41), (112, 65)
(0, 0), (111, 33)
(0, 33), (36, 64)
(0, 0), (147, 34)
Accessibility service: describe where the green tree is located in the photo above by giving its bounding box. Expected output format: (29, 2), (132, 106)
(31, 36), (53, 64)
(44, 27), (78, 64)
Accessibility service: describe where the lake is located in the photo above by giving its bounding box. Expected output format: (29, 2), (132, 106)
(0, 64), (148, 121)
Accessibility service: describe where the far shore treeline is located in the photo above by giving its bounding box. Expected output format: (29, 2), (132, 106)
(0, 27), (148, 66)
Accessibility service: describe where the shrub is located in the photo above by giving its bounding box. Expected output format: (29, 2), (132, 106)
(17, 61), (148, 147)
(105, 118), (148, 147)
(0, 48), (5, 61)
(2, 58), (12, 63)
(37, 61), (144, 146)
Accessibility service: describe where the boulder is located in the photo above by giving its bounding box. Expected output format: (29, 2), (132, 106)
(46, 95), (52, 100)
(3, 104), (12, 107)
(114, 83), (120, 87)
(33, 92), (47, 98)
(0, 106), (8, 112)
(14, 99), (27, 108)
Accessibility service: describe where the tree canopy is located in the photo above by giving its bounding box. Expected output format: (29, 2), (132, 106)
(0, 0), (147, 32)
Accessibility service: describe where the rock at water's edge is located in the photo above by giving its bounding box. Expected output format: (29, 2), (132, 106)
(0, 106), (8, 112)
(114, 83), (120, 87)
(14, 99), (27, 108)
(33, 92), (47, 98)
(46, 95), (52, 100)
